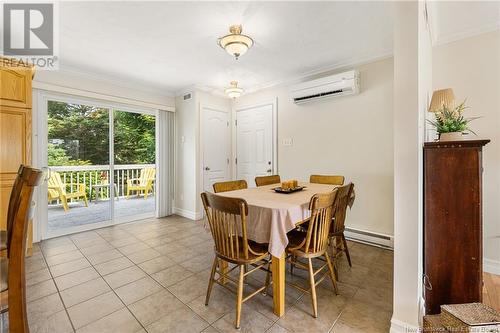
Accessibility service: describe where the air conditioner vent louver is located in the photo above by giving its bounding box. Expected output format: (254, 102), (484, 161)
(293, 89), (344, 102)
(183, 93), (192, 101)
(289, 70), (360, 104)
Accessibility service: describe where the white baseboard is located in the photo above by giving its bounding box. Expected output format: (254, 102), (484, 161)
(390, 318), (419, 333)
(484, 258), (500, 275)
(344, 227), (394, 249)
(173, 207), (203, 220)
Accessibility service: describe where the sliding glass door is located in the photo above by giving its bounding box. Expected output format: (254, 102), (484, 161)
(43, 96), (156, 238)
(47, 100), (112, 234)
(113, 110), (156, 221)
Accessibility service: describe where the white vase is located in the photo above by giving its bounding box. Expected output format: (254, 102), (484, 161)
(439, 132), (467, 141)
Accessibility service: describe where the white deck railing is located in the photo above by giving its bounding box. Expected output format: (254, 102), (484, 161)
(49, 164), (155, 202)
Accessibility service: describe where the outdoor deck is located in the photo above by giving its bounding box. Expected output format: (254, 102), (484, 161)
(48, 195), (155, 231)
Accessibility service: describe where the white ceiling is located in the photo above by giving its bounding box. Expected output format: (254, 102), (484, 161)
(428, 1), (500, 46)
(59, 1), (393, 95)
(59, 1), (499, 96)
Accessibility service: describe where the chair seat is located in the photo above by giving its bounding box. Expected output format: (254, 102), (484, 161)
(286, 229), (327, 258)
(216, 238), (269, 264)
(64, 191), (86, 199)
(286, 229), (308, 254)
(0, 230), (6, 251)
(0, 257), (7, 292)
(329, 229), (345, 237)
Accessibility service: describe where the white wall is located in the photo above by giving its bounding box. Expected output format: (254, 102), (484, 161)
(391, 1), (433, 331)
(174, 92), (198, 218)
(174, 90), (231, 219)
(433, 30), (500, 272)
(34, 68), (175, 109)
(234, 57), (395, 237)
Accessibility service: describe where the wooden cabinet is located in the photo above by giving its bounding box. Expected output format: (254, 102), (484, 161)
(423, 139), (490, 315)
(0, 66), (32, 109)
(0, 58), (34, 253)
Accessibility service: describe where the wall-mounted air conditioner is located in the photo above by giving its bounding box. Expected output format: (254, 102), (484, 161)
(289, 70), (360, 104)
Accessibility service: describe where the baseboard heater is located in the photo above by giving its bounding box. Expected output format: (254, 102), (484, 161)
(344, 227), (394, 250)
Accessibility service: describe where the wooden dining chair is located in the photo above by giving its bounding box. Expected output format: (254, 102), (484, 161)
(255, 175), (281, 187)
(286, 190), (339, 318)
(1, 165), (44, 333)
(201, 192), (271, 329)
(309, 174), (345, 186)
(213, 180), (247, 193)
(329, 183), (355, 271)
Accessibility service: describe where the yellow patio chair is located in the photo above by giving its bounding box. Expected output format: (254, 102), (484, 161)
(126, 167), (156, 199)
(47, 172), (88, 212)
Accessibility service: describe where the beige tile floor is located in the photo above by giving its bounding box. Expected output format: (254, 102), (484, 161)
(1, 215), (393, 333)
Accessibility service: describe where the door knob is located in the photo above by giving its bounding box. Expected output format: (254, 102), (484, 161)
(205, 167), (210, 171)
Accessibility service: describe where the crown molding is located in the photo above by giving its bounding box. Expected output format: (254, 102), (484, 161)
(433, 22), (500, 47)
(175, 84), (230, 100)
(426, 0), (499, 46)
(244, 51), (393, 95)
(57, 64), (176, 98)
(174, 51), (394, 100)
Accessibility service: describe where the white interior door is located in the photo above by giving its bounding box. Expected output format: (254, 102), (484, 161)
(236, 104), (273, 187)
(203, 106), (230, 192)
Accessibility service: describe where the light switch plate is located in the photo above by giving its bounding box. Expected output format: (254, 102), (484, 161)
(282, 138), (293, 146)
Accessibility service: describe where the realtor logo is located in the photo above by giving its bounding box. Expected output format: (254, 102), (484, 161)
(2, 3), (58, 69)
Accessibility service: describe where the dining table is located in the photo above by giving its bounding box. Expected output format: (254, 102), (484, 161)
(217, 181), (338, 317)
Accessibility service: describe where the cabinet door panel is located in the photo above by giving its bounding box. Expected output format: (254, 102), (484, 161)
(0, 183), (13, 229)
(0, 109), (28, 175)
(0, 67), (32, 108)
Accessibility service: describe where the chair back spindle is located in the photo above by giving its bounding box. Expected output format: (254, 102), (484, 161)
(202, 192), (261, 262)
(331, 183), (354, 234)
(299, 190), (338, 255)
(47, 172), (66, 195)
(139, 167), (156, 187)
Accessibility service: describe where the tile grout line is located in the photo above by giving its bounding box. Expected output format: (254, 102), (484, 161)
(66, 223), (211, 332)
(125, 245), (214, 331)
(122, 223), (216, 332)
(65, 230), (149, 333)
(38, 242), (78, 333)
(32, 219), (382, 333)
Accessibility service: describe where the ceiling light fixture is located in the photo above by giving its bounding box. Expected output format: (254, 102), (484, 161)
(225, 81), (244, 98)
(218, 25), (254, 60)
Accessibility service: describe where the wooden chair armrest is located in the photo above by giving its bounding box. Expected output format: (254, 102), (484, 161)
(48, 185), (65, 194)
(127, 178), (140, 186)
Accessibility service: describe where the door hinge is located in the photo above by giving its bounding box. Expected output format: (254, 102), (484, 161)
(227, 121), (229, 127)
(227, 158), (229, 164)
(235, 158), (238, 164)
(235, 120), (237, 126)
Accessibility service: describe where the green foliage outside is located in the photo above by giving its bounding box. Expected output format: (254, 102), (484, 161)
(114, 110), (156, 164)
(48, 101), (155, 166)
(47, 101), (155, 201)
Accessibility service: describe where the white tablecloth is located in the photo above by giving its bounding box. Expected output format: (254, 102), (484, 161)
(217, 182), (336, 257)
